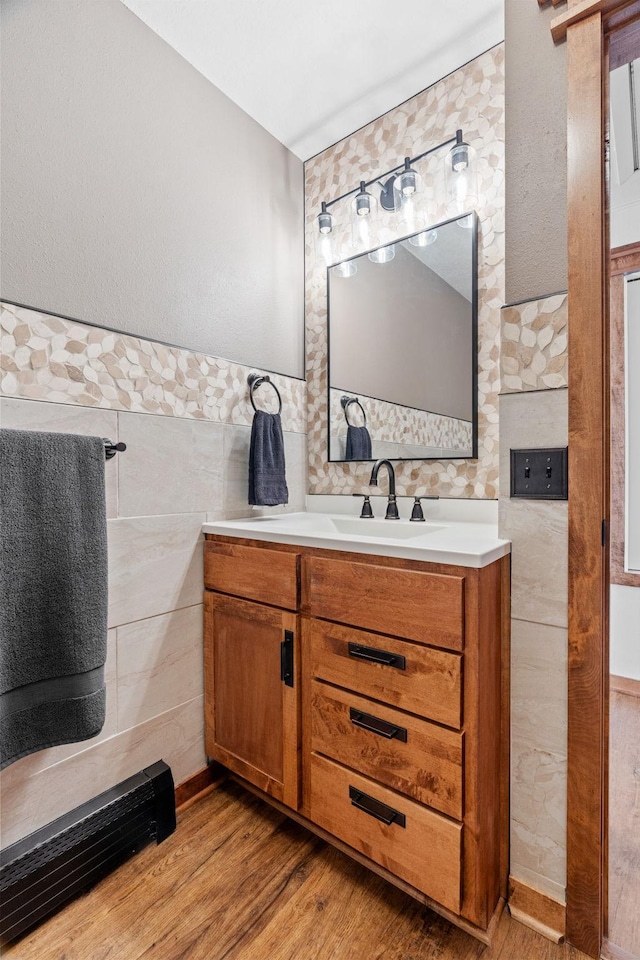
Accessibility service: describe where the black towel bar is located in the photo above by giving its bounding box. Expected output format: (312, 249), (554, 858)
(247, 373), (283, 415)
(103, 439), (127, 460)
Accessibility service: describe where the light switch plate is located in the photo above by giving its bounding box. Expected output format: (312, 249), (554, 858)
(510, 447), (568, 500)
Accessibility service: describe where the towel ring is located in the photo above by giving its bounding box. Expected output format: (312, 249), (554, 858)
(248, 373), (283, 415)
(341, 396), (367, 427)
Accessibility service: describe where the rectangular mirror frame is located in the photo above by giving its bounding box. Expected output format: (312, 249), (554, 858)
(325, 212), (479, 463)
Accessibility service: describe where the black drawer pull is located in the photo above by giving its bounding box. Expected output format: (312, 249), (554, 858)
(347, 642), (406, 670)
(349, 708), (408, 742)
(348, 786), (406, 828)
(280, 630), (294, 687)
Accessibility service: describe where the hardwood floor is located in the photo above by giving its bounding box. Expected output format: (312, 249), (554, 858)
(608, 689), (640, 958)
(5, 780), (593, 960)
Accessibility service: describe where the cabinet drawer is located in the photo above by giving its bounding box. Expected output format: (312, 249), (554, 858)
(304, 555), (464, 650)
(205, 540), (299, 610)
(305, 619), (462, 729)
(311, 681), (463, 819)
(309, 754), (462, 912)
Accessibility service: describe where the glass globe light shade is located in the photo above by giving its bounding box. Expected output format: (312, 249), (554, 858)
(332, 260), (357, 278)
(368, 244), (396, 264)
(409, 229), (438, 247)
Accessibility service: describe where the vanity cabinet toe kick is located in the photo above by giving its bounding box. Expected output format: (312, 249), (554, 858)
(203, 534), (509, 942)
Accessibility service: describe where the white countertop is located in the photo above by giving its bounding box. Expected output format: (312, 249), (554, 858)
(202, 511), (510, 568)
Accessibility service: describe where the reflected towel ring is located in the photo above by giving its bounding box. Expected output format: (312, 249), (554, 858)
(248, 373), (283, 415)
(341, 396), (367, 427)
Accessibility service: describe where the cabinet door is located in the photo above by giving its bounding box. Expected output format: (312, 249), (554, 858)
(204, 592), (299, 809)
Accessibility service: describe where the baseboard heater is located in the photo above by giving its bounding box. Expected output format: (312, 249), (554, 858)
(0, 760), (176, 944)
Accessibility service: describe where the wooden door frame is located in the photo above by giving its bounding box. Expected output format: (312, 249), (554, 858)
(611, 242), (640, 588)
(542, 2), (640, 956)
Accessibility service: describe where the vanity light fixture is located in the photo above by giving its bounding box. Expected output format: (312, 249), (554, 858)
(317, 201), (333, 234)
(450, 134), (471, 173)
(315, 129), (476, 264)
(315, 201), (338, 264)
(351, 181), (378, 250)
(315, 230), (338, 266)
(445, 130), (478, 219)
(378, 177), (402, 213)
(393, 158), (423, 200)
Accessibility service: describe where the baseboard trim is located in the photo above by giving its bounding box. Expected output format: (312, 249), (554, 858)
(611, 675), (640, 699)
(601, 938), (640, 960)
(508, 876), (566, 944)
(175, 763), (226, 811)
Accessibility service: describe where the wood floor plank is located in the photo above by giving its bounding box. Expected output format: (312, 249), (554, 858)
(224, 845), (466, 960)
(6, 785), (320, 960)
(5, 780), (595, 960)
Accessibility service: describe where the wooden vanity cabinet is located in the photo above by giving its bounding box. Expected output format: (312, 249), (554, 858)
(203, 533), (509, 941)
(203, 540), (301, 809)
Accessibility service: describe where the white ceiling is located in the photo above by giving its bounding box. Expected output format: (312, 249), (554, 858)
(121, 0), (504, 160)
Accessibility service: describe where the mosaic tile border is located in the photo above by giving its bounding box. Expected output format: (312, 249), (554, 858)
(305, 45), (505, 499)
(329, 387), (472, 459)
(500, 293), (568, 393)
(0, 302), (307, 434)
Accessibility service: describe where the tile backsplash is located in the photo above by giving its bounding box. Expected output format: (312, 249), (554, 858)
(501, 292), (568, 393)
(305, 44), (505, 499)
(0, 302), (306, 433)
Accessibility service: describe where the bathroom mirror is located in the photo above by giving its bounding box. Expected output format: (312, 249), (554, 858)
(327, 212), (478, 461)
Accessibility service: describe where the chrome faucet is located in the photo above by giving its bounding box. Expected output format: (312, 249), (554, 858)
(369, 459), (399, 519)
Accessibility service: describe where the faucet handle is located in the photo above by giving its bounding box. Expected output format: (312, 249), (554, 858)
(385, 495), (400, 520)
(410, 494), (440, 521)
(410, 497), (425, 522)
(353, 493), (374, 518)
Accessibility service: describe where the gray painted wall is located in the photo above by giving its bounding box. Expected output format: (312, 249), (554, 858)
(505, 2), (568, 303)
(0, 0), (304, 377)
(329, 245), (472, 421)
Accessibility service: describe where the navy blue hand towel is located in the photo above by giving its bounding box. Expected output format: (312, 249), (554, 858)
(0, 428), (108, 769)
(346, 424), (373, 460)
(248, 411), (289, 506)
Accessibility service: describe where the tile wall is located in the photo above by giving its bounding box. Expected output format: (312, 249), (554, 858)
(329, 387), (473, 461)
(0, 301), (306, 847)
(499, 292), (569, 902)
(305, 45), (505, 499)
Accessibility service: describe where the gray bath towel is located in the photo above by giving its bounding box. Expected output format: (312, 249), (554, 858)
(0, 429), (108, 769)
(346, 425), (372, 461)
(248, 410), (289, 506)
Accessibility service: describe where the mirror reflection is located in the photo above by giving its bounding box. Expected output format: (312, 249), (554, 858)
(327, 213), (478, 461)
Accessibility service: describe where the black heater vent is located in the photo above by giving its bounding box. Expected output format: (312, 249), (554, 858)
(0, 760), (175, 944)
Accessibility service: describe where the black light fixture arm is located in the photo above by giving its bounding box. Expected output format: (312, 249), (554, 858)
(321, 130), (462, 211)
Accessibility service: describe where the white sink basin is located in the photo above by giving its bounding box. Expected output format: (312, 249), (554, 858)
(329, 517), (445, 539)
(202, 511), (510, 569)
